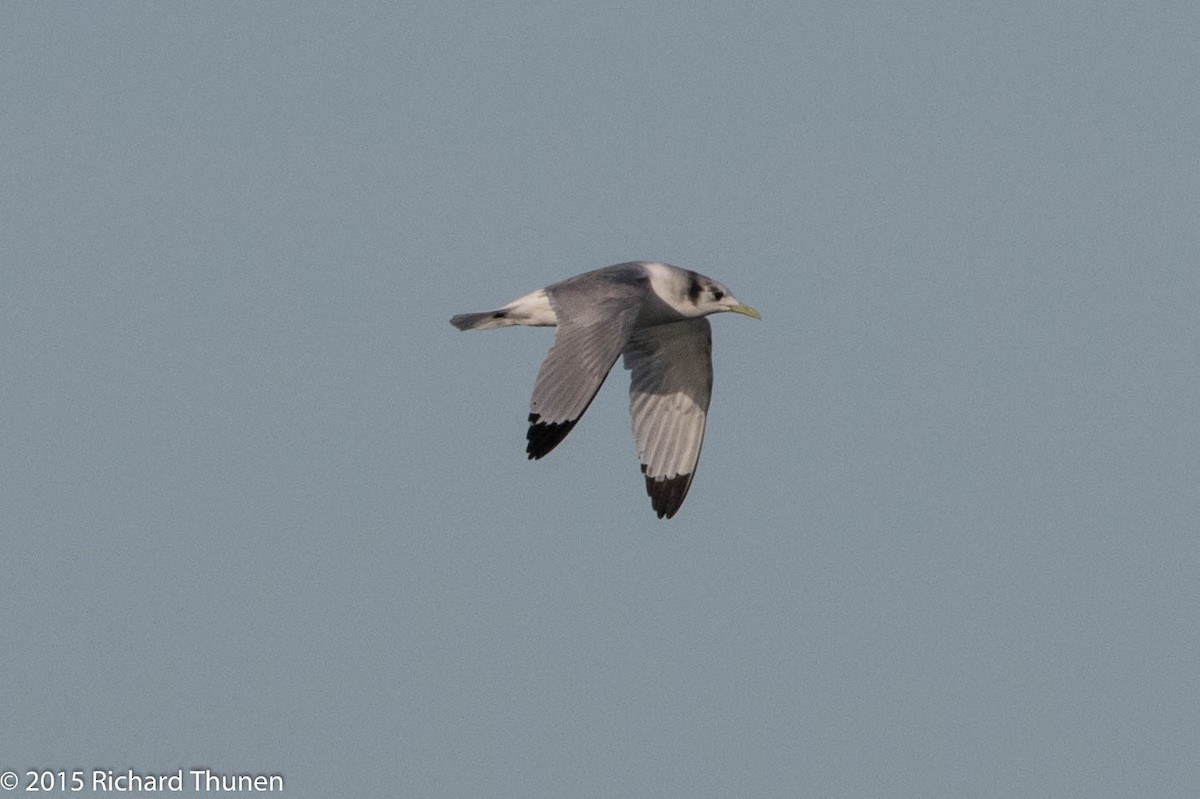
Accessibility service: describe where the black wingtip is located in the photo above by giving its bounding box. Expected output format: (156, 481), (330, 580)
(642, 467), (694, 519)
(526, 413), (577, 459)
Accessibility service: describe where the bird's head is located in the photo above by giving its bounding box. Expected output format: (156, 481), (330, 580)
(686, 272), (761, 320)
(639, 262), (761, 322)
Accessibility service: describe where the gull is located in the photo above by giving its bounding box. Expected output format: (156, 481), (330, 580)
(450, 261), (759, 519)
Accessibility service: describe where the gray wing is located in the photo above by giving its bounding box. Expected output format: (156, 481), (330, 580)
(526, 265), (651, 459)
(622, 317), (713, 519)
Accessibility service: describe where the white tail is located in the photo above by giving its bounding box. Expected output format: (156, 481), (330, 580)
(450, 288), (558, 331)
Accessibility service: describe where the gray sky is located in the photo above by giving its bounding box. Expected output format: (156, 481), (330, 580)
(3, 2), (1198, 796)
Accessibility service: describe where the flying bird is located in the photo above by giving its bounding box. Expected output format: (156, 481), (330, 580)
(450, 261), (759, 519)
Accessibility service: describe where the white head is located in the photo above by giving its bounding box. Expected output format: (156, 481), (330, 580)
(643, 262), (761, 320)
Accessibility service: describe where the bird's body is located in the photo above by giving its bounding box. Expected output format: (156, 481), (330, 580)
(451, 261), (758, 519)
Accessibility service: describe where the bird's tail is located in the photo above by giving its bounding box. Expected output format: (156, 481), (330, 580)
(449, 309), (519, 331)
(451, 288), (557, 330)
